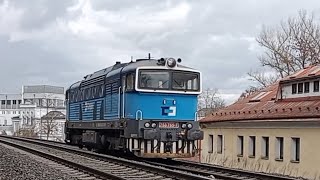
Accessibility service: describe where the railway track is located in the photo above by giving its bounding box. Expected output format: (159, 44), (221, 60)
(144, 158), (300, 180)
(0, 135), (211, 180)
(0, 136), (302, 180)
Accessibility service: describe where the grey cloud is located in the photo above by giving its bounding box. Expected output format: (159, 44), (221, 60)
(1, 0), (320, 104)
(8, 0), (75, 30)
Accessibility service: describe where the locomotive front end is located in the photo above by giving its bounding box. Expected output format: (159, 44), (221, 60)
(138, 119), (203, 158)
(124, 58), (203, 158)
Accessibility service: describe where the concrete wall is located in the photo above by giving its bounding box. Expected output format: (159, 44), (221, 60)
(201, 126), (320, 179)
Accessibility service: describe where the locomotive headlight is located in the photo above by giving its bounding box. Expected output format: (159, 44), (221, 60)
(181, 123), (187, 129)
(167, 58), (176, 68)
(187, 123), (193, 129)
(144, 122), (151, 128)
(151, 122), (157, 128)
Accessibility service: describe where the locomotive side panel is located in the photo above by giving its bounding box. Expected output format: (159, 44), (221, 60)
(104, 79), (120, 119)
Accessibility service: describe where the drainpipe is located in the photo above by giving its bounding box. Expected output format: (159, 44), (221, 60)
(199, 140), (202, 163)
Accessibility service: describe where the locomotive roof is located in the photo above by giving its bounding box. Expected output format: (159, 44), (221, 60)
(121, 59), (193, 72)
(67, 58), (194, 91)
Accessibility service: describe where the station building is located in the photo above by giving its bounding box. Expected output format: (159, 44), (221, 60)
(200, 65), (320, 179)
(0, 85), (66, 137)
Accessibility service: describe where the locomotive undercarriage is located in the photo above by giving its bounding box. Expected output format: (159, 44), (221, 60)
(126, 138), (197, 158)
(65, 119), (203, 158)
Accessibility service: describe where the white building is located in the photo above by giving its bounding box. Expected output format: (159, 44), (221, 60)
(200, 65), (320, 179)
(0, 85), (66, 136)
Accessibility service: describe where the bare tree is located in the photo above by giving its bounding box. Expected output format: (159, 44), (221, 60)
(250, 10), (320, 87)
(17, 126), (37, 137)
(1, 130), (7, 135)
(247, 70), (279, 88)
(41, 111), (61, 140)
(238, 86), (262, 101)
(198, 88), (226, 116)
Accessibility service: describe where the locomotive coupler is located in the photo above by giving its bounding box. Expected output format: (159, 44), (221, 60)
(165, 142), (172, 153)
(166, 132), (173, 140)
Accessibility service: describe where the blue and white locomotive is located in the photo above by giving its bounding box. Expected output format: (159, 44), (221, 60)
(65, 55), (203, 158)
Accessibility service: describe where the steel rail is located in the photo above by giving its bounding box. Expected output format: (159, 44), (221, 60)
(0, 135), (212, 180)
(145, 158), (300, 180)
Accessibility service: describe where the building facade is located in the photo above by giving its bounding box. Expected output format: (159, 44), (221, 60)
(200, 66), (320, 180)
(0, 85), (66, 136)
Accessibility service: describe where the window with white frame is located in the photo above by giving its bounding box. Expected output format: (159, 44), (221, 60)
(261, 137), (269, 159)
(237, 136), (244, 156)
(217, 135), (223, 154)
(291, 138), (300, 162)
(275, 137), (284, 160)
(292, 84), (297, 94)
(249, 136), (256, 157)
(304, 82), (310, 93)
(208, 135), (213, 153)
(314, 81), (319, 92)
(298, 83), (303, 93)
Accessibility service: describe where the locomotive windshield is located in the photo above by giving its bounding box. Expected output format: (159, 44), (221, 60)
(172, 72), (199, 91)
(138, 70), (200, 92)
(140, 71), (170, 89)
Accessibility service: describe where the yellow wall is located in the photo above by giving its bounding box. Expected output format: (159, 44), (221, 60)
(201, 127), (320, 179)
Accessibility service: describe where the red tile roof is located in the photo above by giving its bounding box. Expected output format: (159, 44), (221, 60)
(200, 75), (320, 123)
(281, 65), (320, 82)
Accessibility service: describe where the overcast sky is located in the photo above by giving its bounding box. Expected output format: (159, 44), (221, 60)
(1, 0), (320, 104)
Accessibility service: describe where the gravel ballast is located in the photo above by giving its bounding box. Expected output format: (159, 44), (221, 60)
(0, 142), (78, 180)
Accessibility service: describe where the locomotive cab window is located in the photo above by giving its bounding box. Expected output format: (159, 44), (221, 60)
(126, 73), (135, 91)
(138, 69), (200, 92)
(172, 72), (199, 91)
(139, 71), (170, 89)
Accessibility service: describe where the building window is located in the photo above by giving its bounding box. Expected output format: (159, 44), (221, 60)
(314, 81), (319, 92)
(304, 82), (310, 93)
(276, 137), (284, 160)
(217, 135), (223, 154)
(13, 100), (17, 104)
(237, 136), (244, 156)
(291, 138), (300, 162)
(298, 83), (303, 94)
(6, 100), (11, 105)
(261, 137), (269, 159)
(1, 100), (5, 105)
(292, 84), (297, 94)
(249, 136), (256, 157)
(208, 135), (213, 153)
(4, 120), (7, 126)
